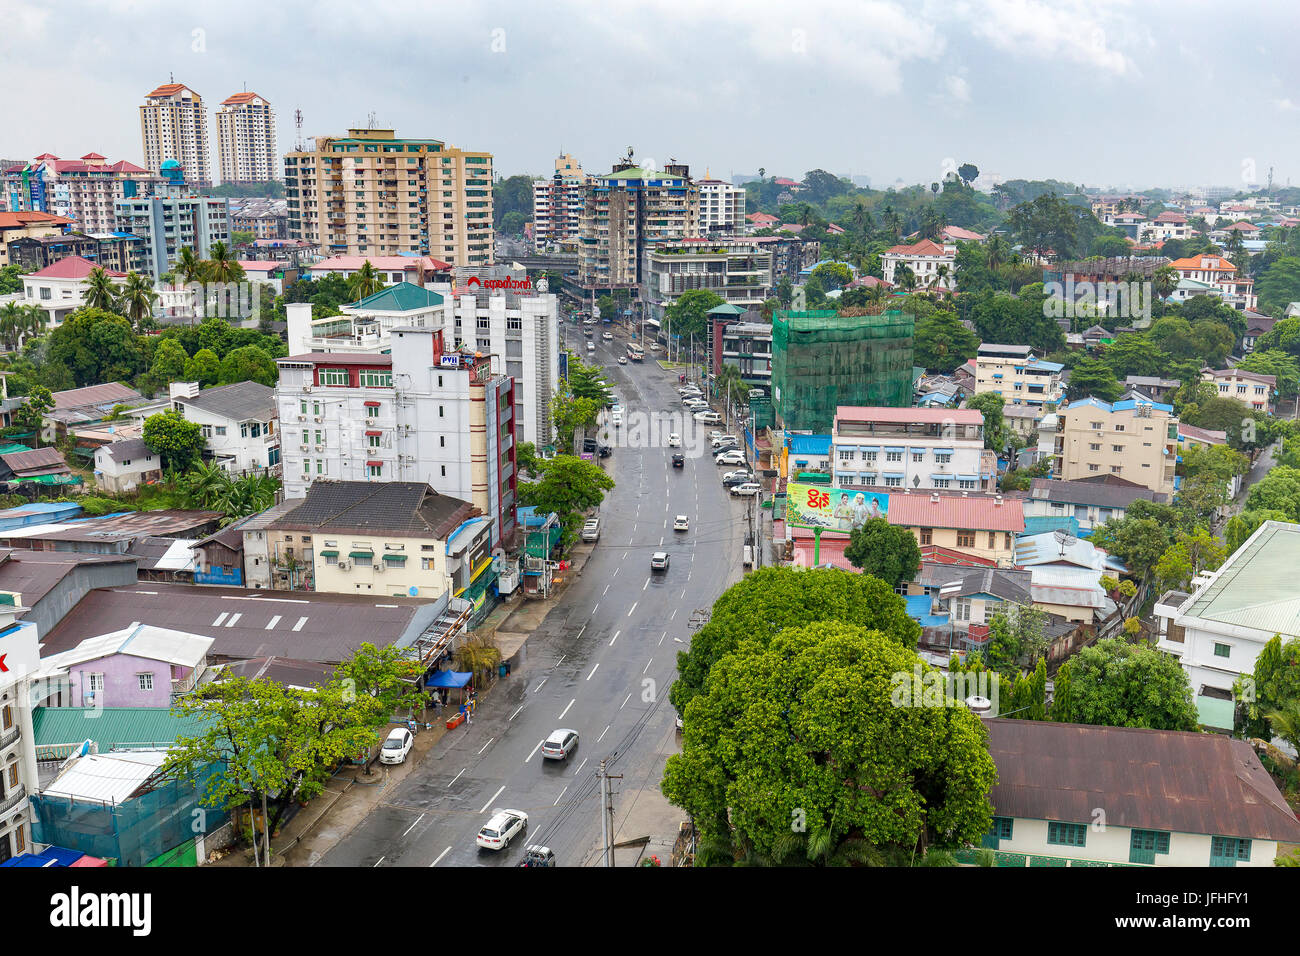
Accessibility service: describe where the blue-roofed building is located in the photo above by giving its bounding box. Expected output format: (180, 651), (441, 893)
(1054, 397), (1178, 496)
(905, 593), (950, 628)
(784, 433), (832, 480)
(0, 501), (83, 533)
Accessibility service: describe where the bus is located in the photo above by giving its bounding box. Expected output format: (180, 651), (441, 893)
(626, 343), (644, 362)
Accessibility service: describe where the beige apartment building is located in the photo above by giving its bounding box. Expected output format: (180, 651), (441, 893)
(216, 92), (277, 183)
(974, 343), (1064, 411)
(1053, 397), (1177, 496)
(139, 82), (211, 186)
(284, 128), (493, 266)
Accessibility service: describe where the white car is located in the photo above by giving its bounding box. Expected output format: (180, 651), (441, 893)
(602, 331), (613, 341)
(477, 809), (529, 851)
(379, 727), (414, 765)
(694, 410), (723, 424)
(667, 433), (682, 448)
(674, 514), (689, 531)
(541, 729), (579, 760)
(715, 450), (747, 466)
(618, 356), (628, 365)
(721, 469), (752, 483)
(586, 342), (596, 353)
(730, 482), (762, 497)
(711, 434), (739, 448)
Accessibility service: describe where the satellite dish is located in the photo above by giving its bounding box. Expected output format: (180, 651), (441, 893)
(408, 586), (419, 597)
(1054, 528), (1078, 555)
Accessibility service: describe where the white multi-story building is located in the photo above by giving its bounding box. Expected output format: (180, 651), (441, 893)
(880, 239), (957, 291)
(532, 153), (588, 250)
(695, 178), (747, 234)
(0, 602), (40, 865)
(215, 92), (278, 184)
(22, 255), (127, 328)
(114, 167), (229, 278)
(139, 82), (210, 187)
(169, 381), (280, 473)
(275, 329), (517, 545)
(974, 344), (1065, 410)
(831, 406), (988, 491)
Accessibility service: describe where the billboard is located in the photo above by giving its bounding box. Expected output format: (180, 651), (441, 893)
(785, 482), (888, 532)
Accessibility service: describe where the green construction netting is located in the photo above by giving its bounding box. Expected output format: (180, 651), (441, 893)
(771, 309), (915, 431)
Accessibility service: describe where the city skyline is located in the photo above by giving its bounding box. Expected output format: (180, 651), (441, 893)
(4, 0), (1300, 192)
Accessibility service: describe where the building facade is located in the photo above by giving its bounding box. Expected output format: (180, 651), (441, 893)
(1053, 397), (1178, 496)
(3, 154), (158, 234)
(531, 153), (589, 251)
(114, 185), (229, 278)
(139, 82), (211, 187)
(169, 381), (280, 473)
(0, 605), (39, 865)
(215, 92), (277, 184)
(641, 237), (774, 329)
(21, 256), (126, 328)
(880, 239), (956, 291)
(831, 406), (988, 492)
(695, 178), (747, 234)
(1201, 367), (1276, 414)
(284, 128), (493, 266)
(974, 344), (1065, 410)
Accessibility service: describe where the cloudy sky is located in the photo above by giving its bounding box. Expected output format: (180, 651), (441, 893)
(5, 0), (1300, 191)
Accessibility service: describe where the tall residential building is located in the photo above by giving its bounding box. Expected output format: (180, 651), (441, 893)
(113, 161), (228, 277)
(275, 328), (517, 546)
(284, 127), (493, 266)
(695, 177), (747, 234)
(1053, 397), (1178, 496)
(3, 154), (159, 234)
(139, 82), (211, 187)
(532, 153), (589, 250)
(576, 158), (699, 296)
(215, 92), (278, 184)
(641, 237), (774, 330)
(974, 343), (1065, 410)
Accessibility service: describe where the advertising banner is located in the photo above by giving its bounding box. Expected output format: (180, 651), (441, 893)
(785, 482), (888, 532)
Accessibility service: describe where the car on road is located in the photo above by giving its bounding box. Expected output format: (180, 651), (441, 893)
(674, 514), (689, 531)
(541, 729), (579, 760)
(722, 471), (755, 487)
(379, 727), (414, 765)
(477, 809), (528, 851)
(667, 433), (682, 447)
(586, 342), (596, 353)
(581, 518), (600, 542)
(682, 395), (707, 406)
(694, 410), (723, 425)
(675, 714), (684, 732)
(602, 331), (613, 340)
(618, 356), (628, 365)
(650, 551), (670, 571)
(707, 430), (727, 441)
(710, 434), (739, 448)
(730, 482), (762, 497)
(678, 385), (702, 394)
(649, 342), (662, 351)
(672, 453), (685, 468)
(715, 450), (747, 466)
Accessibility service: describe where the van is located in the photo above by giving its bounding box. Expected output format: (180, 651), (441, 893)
(581, 518), (600, 542)
(743, 544), (754, 567)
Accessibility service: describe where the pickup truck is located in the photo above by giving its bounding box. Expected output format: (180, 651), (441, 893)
(581, 518), (600, 542)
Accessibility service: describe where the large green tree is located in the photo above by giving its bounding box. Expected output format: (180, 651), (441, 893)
(844, 517), (921, 588)
(218, 345), (278, 387)
(517, 455), (615, 537)
(662, 620), (996, 865)
(913, 310), (979, 373)
(663, 288), (725, 342)
(1065, 356), (1122, 402)
(143, 410), (205, 471)
(47, 307), (145, 386)
(1050, 638), (1198, 730)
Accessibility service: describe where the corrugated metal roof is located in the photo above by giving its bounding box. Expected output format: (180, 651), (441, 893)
(40, 624), (212, 672)
(32, 707), (212, 752)
(887, 493), (1024, 533)
(42, 750), (169, 803)
(985, 719), (1300, 844)
(1182, 520), (1300, 636)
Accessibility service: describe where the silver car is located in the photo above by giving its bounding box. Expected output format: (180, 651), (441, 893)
(541, 729), (579, 760)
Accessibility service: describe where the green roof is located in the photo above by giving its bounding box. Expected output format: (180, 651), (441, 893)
(347, 281), (444, 313)
(603, 167), (650, 181)
(32, 707), (214, 756)
(1196, 694), (1235, 731)
(707, 304), (747, 316)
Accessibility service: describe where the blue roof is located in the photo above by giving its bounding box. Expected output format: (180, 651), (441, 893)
(445, 516), (493, 554)
(904, 594), (950, 628)
(1067, 397), (1173, 415)
(787, 434), (832, 455)
(1028, 359), (1064, 372)
(426, 669), (472, 688)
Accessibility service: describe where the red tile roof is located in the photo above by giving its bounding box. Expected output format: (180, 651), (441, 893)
(886, 492), (1025, 533)
(1224, 220), (1259, 232)
(30, 256), (126, 280)
(884, 239), (952, 257)
(146, 83), (194, 98)
(1169, 254), (1236, 273)
(1153, 211), (1187, 223)
(0, 211), (72, 230)
(221, 92), (264, 105)
(747, 212), (778, 224)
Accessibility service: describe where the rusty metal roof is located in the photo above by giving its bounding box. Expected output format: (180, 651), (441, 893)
(985, 719), (1300, 844)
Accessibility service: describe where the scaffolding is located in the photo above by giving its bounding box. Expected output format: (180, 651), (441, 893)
(771, 308), (914, 431)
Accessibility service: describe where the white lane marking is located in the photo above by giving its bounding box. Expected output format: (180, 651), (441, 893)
(621, 693), (632, 709)
(373, 856), (385, 867)
(643, 658), (653, 674)
(430, 846), (452, 867)
(613, 567), (619, 577)
(509, 706), (523, 721)
(680, 589), (687, 600)
(597, 725), (610, 742)
(609, 630), (620, 647)
(687, 570), (692, 581)
(592, 603), (599, 615)
(576, 757), (588, 774)
(225, 613), (242, 627)
(628, 601), (638, 616)
(663, 519), (667, 529)
(643, 577), (649, 591)
(670, 608), (677, 621)
(477, 738), (494, 755)
(622, 551), (628, 560)
(447, 768), (466, 787)
(556, 654), (566, 666)
(604, 584), (610, 595)
(525, 739), (545, 763)
(402, 813), (425, 837)
(659, 631), (667, 646)
(554, 786), (568, 806)
(212, 612), (228, 627)
(265, 615), (281, 630)
(557, 698), (576, 720)
(577, 624), (587, 639)
(586, 662), (601, 680)
(532, 678), (547, 693)
(293, 616), (308, 632)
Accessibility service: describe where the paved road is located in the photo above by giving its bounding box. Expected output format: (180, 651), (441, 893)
(317, 330), (746, 867)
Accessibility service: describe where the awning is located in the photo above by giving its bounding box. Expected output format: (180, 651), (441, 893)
(426, 670), (472, 689)
(365, 430), (382, 437)
(363, 401), (381, 407)
(933, 448), (954, 454)
(858, 445), (880, 453)
(956, 474), (979, 481)
(318, 550), (339, 557)
(366, 460), (384, 467)
(382, 553), (407, 562)
(930, 474), (952, 481)
(348, 550), (373, 558)
(883, 472), (905, 479)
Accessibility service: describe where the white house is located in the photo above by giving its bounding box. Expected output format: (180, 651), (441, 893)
(169, 380), (279, 474)
(22, 255), (126, 328)
(831, 406), (987, 492)
(880, 239), (956, 291)
(982, 719), (1300, 867)
(93, 437), (162, 493)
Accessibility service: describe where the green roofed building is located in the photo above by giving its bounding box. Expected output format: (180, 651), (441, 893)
(771, 309), (915, 431)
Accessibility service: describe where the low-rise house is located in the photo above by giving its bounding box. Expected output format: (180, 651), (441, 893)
(784, 434), (832, 482)
(909, 564), (1033, 652)
(832, 406), (989, 492)
(170, 380), (279, 474)
(1241, 310), (1277, 352)
(93, 438), (161, 493)
(1053, 397), (1178, 496)
(1024, 477), (1167, 536)
(1015, 530), (1122, 623)
(20, 256), (127, 328)
(973, 344), (1064, 410)
(979, 719), (1300, 867)
(1122, 375), (1179, 403)
(880, 239), (956, 291)
(1201, 367), (1275, 414)
(1168, 254), (1256, 311)
(32, 624), (212, 708)
(888, 491), (1025, 567)
(0, 447), (70, 483)
(43, 382), (146, 443)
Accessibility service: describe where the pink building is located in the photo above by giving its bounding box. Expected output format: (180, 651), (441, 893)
(34, 625), (212, 708)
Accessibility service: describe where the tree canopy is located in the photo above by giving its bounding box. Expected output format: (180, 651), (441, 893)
(844, 518), (921, 588)
(1050, 638), (1198, 730)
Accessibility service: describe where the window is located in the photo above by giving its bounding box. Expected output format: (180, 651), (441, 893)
(955, 599), (972, 622)
(983, 817), (1013, 848)
(368, 464), (383, 477)
(324, 553), (338, 566)
(912, 452), (924, 462)
(320, 368), (350, 386)
(958, 479), (976, 490)
(1210, 836), (1251, 866)
(353, 553), (373, 568)
(1213, 642), (1231, 658)
(215, 426), (227, 436)
(1090, 421), (1103, 430)
(439, 405), (445, 418)
(919, 528), (933, 545)
(368, 434), (381, 449)
(956, 531), (976, 548)
(1088, 464), (1100, 472)
(886, 449), (903, 462)
(9, 762), (18, 788)
(1004, 533), (1012, 549)
(932, 478), (950, 489)
(838, 449), (853, 462)
(1114, 424), (1124, 432)
(1047, 822), (1087, 847)
(421, 557), (437, 571)
(1129, 829), (1170, 864)
(1, 704), (10, 730)
(987, 531), (996, 548)
(884, 476), (902, 487)
(87, 673), (104, 695)
(138, 673), (154, 691)
(360, 370), (392, 387)
(366, 404), (379, 418)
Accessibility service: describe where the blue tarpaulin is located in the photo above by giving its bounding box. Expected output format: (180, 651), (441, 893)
(0, 846), (85, 867)
(426, 670), (473, 689)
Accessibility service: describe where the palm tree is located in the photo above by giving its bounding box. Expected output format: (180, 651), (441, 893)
(176, 246), (203, 283)
(1152, 264), (1179, 302)
(934, 263), (951, 293)
(207, 241), (238, 283)
(895, 264), (917, 293)
(120, 271), (158, 330)
(84, 267), (119, 311)
(348, 259), (383, 300)
(1265, 700), (1300, 759)
(183, 461), (231, 509)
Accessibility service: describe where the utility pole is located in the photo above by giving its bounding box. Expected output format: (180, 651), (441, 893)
(598, 759), (622, 867)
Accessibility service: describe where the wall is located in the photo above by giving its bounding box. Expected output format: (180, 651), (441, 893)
(311, 531), (450, 599)
(65, 653), (187, 708)
(997, 817), (1279, 867)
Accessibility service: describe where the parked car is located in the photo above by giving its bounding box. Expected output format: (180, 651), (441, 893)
(694, 410), (723, 425)
(541, 729), (579, 760)
(650, 551), (670, 571)
(672, 453), (685, 468)
(730, 482), (762, 497)
(722, 472), (755, 487)
(712, 442), (739, 457)
(715, 450), (747, 466)
(667, 433), (682, 447)
(581, 518), (600, 542)
(477, 809), (528, 850)
(674, 514), (689, 531)
(711, 434), (739, 448)
(602, 331), (614, 341)
(707, 430), (727, 441)
(379, 726), (414, 765)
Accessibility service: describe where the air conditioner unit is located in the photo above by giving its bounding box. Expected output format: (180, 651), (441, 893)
(314, 416), (323, 423)
(296, 415), (306, 422)
(301, 474), (310, 482)
(337, 560), (349, 570)
(299, 444), (309, 451)
(314, 445), (324, 452)
(374, 562), (384, 573)
(303, 386), (313, 393)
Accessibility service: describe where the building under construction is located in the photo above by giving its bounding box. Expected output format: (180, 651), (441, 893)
(771, 307), (914, 432)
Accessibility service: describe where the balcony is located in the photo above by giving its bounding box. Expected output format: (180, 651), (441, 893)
(0, 783), (27, 817)
(0, 725), (17, 751)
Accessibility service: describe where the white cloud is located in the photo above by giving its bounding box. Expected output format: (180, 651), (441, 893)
(962, 0), (1141, 77)
(1273, 98), (1300, 112)
(944, 74), (971, 103)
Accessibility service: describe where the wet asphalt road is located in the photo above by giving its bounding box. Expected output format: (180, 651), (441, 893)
(317, 325), (746, 867)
